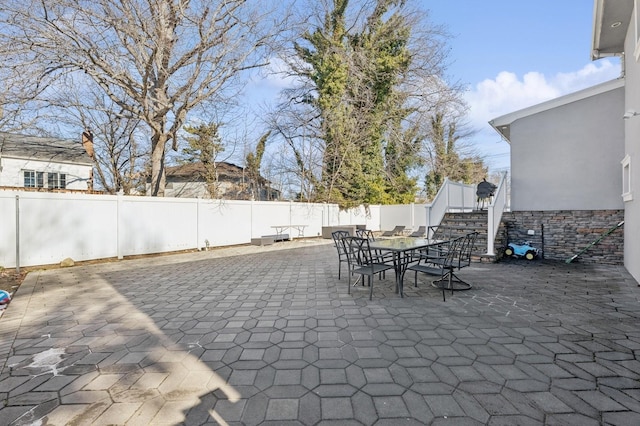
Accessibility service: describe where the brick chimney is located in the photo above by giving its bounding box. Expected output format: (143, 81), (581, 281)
(82, 129), (95, 160)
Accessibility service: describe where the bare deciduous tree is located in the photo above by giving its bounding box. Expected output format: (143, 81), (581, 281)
(44, 82), (148, 194)
(423, 111), (486, 200)
(0, 47), (45, 132)
(0, 0), (289, 195)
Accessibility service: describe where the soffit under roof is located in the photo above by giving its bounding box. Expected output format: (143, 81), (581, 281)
(592, 0), (634, 59)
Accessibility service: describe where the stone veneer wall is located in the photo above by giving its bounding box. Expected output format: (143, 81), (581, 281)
(501, 210), (624, 265)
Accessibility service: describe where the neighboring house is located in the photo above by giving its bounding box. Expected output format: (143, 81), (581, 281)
(162, 161), (281, 200)
(489, 0), (640, 284)
(0, 132), (94, 192)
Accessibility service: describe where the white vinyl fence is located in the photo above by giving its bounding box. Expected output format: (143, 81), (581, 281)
(0, 190), (429, 269)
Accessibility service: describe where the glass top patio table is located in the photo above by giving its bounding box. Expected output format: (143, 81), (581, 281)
(368, 237), (444, 297)
(369, 237), (440, 251)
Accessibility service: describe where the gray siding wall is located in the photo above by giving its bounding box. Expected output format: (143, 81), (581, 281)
(510, 87), (625, 211)
(623, 22), (640, 282)
(502, 210), (624, 265)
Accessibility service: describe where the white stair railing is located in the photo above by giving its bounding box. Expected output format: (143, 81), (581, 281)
(425, 173), (509, 256)
(486, 171), (508, 255)
(425, 178), (476, 238)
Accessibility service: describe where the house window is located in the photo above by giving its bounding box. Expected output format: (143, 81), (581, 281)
(23, 171), (45, 188)
(622, 154), (632, 202)
(24, 170), (35, 188)
(48, 172), (66, 189)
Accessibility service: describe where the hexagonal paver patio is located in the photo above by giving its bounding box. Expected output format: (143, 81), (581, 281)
(1, 239), (639, 425)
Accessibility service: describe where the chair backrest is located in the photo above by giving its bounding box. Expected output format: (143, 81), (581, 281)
(332, 230), (350, 255)
(342, 236), (375, 268)
(356, 229), (376, 241)
(430, 225), (451, 240)
(456, 232), (478, 269)
(439, 236), (465, 269)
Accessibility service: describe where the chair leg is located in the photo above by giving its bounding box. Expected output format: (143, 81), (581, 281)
(442, 272), (447, 302)
(338, 261), (342, 280)
(369, 276), (373, 300)
(439, 269), (453, 301)
(449, 271), (472, 290)
(449, 268), (454, 297)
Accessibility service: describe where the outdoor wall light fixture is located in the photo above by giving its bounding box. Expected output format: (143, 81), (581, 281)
(623, 110), (639, 119)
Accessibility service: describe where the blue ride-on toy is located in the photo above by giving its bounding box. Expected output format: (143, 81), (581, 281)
(504, 241), (539, 261)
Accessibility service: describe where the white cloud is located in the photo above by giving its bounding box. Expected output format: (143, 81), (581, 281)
(244, 57), (622, 173)
(247, 56), (302, 90)
(462, 59), (621, 172)
(553, 60), (620, 93)
(465, 59), (621, 129)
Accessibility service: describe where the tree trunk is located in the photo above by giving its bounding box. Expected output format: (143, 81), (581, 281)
(150, 133), (167, 196)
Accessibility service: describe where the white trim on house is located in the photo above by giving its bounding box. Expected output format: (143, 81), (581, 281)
(635, 0), (640, 61)
(622, 154), (633, 201)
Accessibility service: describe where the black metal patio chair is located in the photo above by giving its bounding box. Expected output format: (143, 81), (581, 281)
(342, 236), (394, 300)
(356, 228), (374, 239)
(407, 236), (464, 301)
(331, 230), (350, 280)
(356, 228), (394, 269)
(452, 232), (479, 280)
(408, 231), (479, 300)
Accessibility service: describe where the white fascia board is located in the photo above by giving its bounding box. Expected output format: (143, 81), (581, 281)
(592, 0), (605, 60)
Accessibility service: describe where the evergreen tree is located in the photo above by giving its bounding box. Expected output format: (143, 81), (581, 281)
(245, 131), (272, 200)
(292, 0), (419, 208)
(182, 122), (224, 198)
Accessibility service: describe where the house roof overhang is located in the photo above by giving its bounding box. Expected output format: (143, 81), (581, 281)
(591, 0), (633, 60)
(165, 161), (245, 180)
(0, 132), (93, 166)
(488, 78), (625, 143)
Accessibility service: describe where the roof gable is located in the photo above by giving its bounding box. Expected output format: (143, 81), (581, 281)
(489, 78), (624, 142)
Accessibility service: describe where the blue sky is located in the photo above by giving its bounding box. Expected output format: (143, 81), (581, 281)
(424, 0), (621, 172)
(244, 0), (622, 175)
